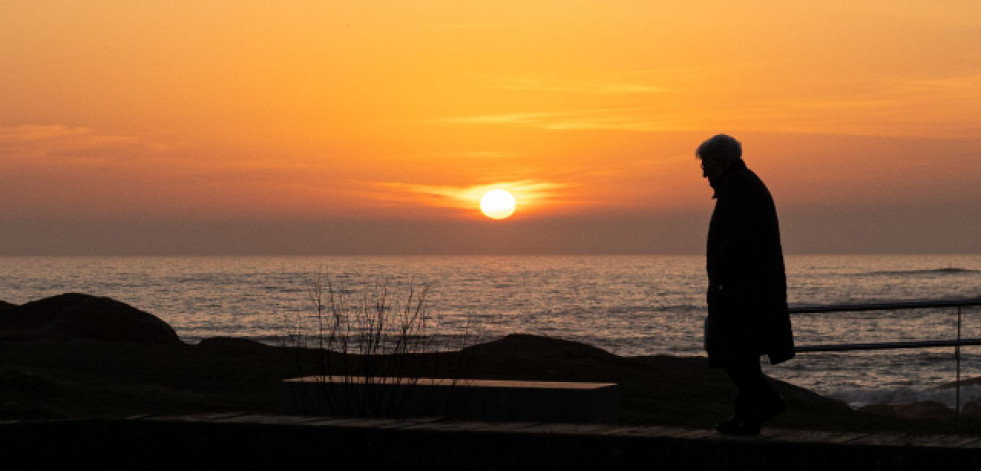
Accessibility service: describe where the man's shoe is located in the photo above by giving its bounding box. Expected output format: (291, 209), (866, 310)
(716, 395), (785, 436)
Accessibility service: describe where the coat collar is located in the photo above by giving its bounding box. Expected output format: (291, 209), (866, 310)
(709, 159), (746, 198)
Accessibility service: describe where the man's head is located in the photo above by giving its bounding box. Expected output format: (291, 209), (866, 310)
(696, 134), (742, 180)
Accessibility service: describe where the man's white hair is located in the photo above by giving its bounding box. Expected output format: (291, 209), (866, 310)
(696, 134), (742, 164)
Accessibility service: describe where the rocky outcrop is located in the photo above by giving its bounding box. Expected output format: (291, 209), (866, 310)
(462, 333), (620, 360)
(0, 293), (182, 345)
(0, 300), (16, 315)
(858, 401), (957, 420)
(196, 336), (269, 351)
(857, 399), (981, 420)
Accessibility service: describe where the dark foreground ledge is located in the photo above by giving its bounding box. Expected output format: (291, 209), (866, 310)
(280, 376), (620, 423)
(2, 413), (980, 470)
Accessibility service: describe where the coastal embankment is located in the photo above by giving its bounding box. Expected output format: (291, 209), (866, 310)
(0, 293), (976, 434)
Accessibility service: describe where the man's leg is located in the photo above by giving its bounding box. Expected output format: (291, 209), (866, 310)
(726, 358), (772, 415)
(717, 357), (784, 434)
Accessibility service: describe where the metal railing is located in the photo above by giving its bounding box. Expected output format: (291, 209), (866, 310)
(788, 297), (981, 427)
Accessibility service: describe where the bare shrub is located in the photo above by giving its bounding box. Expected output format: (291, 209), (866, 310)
(285, 270), (476, 418)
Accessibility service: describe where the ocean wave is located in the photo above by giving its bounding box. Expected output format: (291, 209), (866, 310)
(850, 267), (980, 277)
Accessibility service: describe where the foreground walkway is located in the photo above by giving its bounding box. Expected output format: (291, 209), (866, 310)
(3, 413), (979, 470)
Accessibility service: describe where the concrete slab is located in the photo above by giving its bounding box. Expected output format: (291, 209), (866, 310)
(145, 411), (248, 422)
(769, 430), (867, 445)
(280, 376), (620, 423)
(517, 423), (619, 436)
(606, 425), (677, 437)
(913, 435), (981, 448)
(210, 414), (323, 425)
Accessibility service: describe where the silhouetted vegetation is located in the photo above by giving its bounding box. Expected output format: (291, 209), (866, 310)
(283, 272), (475, 417)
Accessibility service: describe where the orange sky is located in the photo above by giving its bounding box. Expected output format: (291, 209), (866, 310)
(2, 1), (979, 254)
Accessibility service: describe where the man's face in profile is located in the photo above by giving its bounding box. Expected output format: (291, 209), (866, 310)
(700, 156), (724, 180)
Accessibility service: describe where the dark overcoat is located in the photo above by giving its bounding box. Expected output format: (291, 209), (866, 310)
(705, 160), (795, 367)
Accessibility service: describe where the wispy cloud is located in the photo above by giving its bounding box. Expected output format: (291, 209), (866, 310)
(541, 116), (683, 132)
(0, 124), (152, 162)
(890, 73), (981, 100)
(492, 77), (669, 94)
(431, 22), (517, 30)
(446, 151), (523, 160)
(0, 125), (136, 145)
(370, 179), (570, 211)
(743, 73), (981, 137)
(443, 112), (559, 126)
(442, 109), (684, 132)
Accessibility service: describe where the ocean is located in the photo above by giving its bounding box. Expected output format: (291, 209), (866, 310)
(2, 254), (980, 409)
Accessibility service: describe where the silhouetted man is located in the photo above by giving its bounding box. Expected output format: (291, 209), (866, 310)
(697, 134), (795, 435)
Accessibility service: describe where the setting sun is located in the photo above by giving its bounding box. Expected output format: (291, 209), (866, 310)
(480, 189), (516, 220)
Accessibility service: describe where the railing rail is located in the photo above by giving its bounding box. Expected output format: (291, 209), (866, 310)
(789, 297), (981, 352)
(795, 338), (981, 353)
(790, 298), (981, 314)
(787, 297), (981, 430)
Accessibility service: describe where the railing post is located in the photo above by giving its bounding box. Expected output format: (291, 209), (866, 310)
(956, 305), (962, 432)
(790, 298), (981, 431)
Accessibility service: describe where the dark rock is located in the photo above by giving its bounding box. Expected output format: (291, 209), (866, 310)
(0, 293), (182, 345)
(1, 293), (92, 330)
(961, 401), (981, 417)
(858, 404), (897, 417)
(462, 333), (618, 360)
(859, 401), (956, 420)
(0, 300), (16, 315)
(196, 336), (269, 351)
